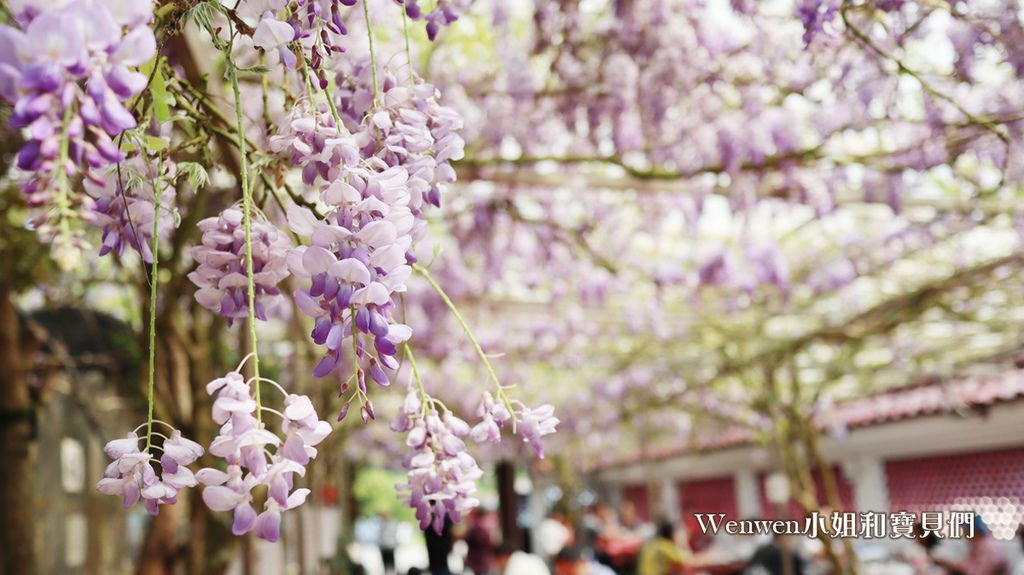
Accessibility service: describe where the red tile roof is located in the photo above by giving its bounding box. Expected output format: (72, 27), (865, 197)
(829, 370), (1024, 428)
(592, 370), (1024, 471)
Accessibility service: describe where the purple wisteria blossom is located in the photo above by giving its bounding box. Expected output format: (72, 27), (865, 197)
(473, 392), (559, 458)
(253, 13), (299, 70)
(96, 428), (204, 516)
(269, 104), (359, 190)
(242, 0), (356, 81)
(796, 0), (841, 46)
(189, 207), (292, 326)
(397, 0), (470, 41)
(514, 403), (559, 458)
(85, 158), (177, 263)
(271, 61), (463, 395)
(334, 60), (465, 212)
(0, 0), (155, 240)
(198, 371), (331, 541)
(392, 387), (483, 532)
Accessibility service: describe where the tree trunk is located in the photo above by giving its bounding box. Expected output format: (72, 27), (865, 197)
(186, 315), (236, 575)
(497, 461), (523, 550)
(138, 504), (182, 575)
(0, 283), (37, 575)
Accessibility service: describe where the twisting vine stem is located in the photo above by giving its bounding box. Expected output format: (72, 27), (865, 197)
(144, 162), (162, 452)
(54, 105), (75, 261)
(363, 0), (380, 106)
(401, 7), (415, 85)
(227, 27), (263, 422)
(403, 343), (430, 417)
(411, 264), (517, 423)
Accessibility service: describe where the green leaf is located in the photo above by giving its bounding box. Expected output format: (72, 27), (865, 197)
(150, 61), (170, 124)
(126, 174), (145, 191)
(187, 1), (216, 32)
(177, 162), (210, 190)
(238, 65), (271, 74)
(144, 136), (167, 152)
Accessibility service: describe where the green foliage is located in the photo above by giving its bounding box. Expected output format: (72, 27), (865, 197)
(0, 187), (59, 292)
(353, 466), (417, 522)
(185, 1), (217, 33)
(177, 161), (210, 190)
(141, 57), (171, 125)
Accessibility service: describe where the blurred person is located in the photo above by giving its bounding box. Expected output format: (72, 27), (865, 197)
(538, 512), (576, 562)
(555, 547), (618, 575)
(931, 515), (1009, 575)
(621, 501), (655, 539)
(601, 501), (651, 574)
(495, 542), (552, 575)
(378, 509), (399, 575)
(465, 508), (499, 575)
(581, 505), (604, 552)
(745, 533), (807, 575)
(895, 522), (945, 575)
(699, 517), (767, 564)
(589, 503), (619, 567)
(638, 522), (692, 575)
(425, 518), (455, 575)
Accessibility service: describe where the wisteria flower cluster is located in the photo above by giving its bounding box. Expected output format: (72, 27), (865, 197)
(333, 61), (465, 212)
(197, 370), (331, 541)
(473, 391), (560, 458)
(391, 386), (483, 532)
(271, 62), (463, 394)
(286, 166), (415, 384)
(73, 0), (563, 547)
(189, 207), (293, 326)
(86, 157), (177, 263)
(247, 0), (356, 82)
(97, 427), (204, 516)
(0, 0), (155, 262)
(396, 0), (470, 41)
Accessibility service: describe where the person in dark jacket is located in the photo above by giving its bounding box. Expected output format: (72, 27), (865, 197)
(746, 533), (806, 575)
(424, 518), (454, 575)
(464, 509), (499, 575)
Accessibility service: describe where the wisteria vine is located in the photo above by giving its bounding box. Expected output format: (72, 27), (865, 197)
(0, 0), (557, 542)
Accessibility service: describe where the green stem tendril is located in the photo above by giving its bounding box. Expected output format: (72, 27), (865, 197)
(227, 34), (262, 422)
(403, 343), (430, 418)
(363, 0), (380, 106)
(303, 56), (346, 136)
(362, 0), (382, 149)
(145, 165), (162, 452)
(411, 264), (517, 422)
(301, 57), (318, 111)
(350, 305), (362, 390)
(401, 7), (415, 85)
(134, 420), (175, 435)
(54, 104), (74, 252)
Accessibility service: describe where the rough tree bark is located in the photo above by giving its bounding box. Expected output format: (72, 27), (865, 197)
(0, 283), (37, 575)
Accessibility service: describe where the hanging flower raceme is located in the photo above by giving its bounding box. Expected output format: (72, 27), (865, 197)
(268, 103), (360, 190)
(247, 0), (357, 81)
(334, 60), (465, 214)
(472, 392), (560, 458)
(189, 207), (292, 326)
(396, 0), (470, 41)
(86, 156), (177, 263)
(0, 0), (155, 259)
(96, 426), (204, 516)
(271, 61), (463, 396)
(392, 386), (483, 532)
(197, 369), (331, 542)
(286, 166), (415, 385)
